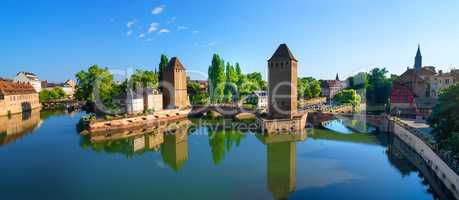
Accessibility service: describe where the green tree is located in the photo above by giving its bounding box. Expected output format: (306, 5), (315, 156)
(333, 89), (361, 107)
(187, 82), (208, 105)
(224, 62), (238, 102)
(366, 68), (392, 104)
(208, 54), (226, 103)
(130, 69), (159, 89)
(428, 83), (459, 151)
(75, 65), (116, 106)
(297, 77), (321, 99)
(158, 54), (169, 84)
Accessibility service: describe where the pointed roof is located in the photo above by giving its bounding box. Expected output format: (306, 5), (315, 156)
(168, 57), (185, 70)
(335, 73), (340, 81)
(416, 44), (422, 58)
(269, 43), (297, 62)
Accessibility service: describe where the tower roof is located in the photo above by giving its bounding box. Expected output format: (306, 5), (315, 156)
(269, 43), (297, 62)
(168, 57), (185, 70)
(416, 44), (422, 57)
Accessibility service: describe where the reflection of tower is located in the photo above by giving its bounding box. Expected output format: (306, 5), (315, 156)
(268, 44), (298, 118)
(257, 132), (306, 200)
(146, 132), (164, 151)
(267, 142), (296, 200)
(160, 121), (190, 171)
(162, 57), (190, 109)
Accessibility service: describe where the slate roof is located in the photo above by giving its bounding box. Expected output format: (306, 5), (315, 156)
(269, 43), (297, 62)
(168, 57), (185, 70)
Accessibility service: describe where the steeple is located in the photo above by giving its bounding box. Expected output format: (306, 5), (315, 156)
(414, 44), (422, 71)
(335, 73), (340, 81)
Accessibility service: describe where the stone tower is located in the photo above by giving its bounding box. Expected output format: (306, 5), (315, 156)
(414, 44), (422, 71)
(268, 44), (298, 118)
(162, 57), (189, 109)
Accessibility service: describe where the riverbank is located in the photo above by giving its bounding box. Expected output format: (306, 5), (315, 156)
(82, 109), (191, 133)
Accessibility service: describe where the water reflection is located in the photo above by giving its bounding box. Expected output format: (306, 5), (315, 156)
(208, 130), (246, 165)
(161, 121), (190, 171)
(387, 135), (456, 200)
(0, 110), (41, 147)
(257, 132), (307, 199)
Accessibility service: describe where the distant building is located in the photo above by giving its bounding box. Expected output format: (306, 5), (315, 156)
(41, 79), (76, 99)
(187, 79), (208, 93)
(320, 79), (344, 100)
(162, 57), (190, 109)
(267, 43), (298, 118)
(390, 45), (456, 118)
(430, 70), (454, 97)
(13, 72), (41, 92)
(248, 90), (268, 109)
(0, 79), (41, 116)
(144, 88), (163, 112)
(452, 69), (459, 83)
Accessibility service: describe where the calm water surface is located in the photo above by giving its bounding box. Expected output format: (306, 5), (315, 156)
(0, 111), (454, 200)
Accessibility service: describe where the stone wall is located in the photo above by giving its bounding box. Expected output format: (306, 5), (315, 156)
(391, 122), (459, 199)
(0, 93), (41, 116)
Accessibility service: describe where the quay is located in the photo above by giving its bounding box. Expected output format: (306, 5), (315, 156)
(86, 109), (191, 133)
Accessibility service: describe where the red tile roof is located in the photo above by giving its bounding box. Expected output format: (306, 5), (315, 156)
(0, 80), (37, 95)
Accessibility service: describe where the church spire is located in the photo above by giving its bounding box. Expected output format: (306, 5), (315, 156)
(335, 73), (340, 81)
(414, 44), (422, 71)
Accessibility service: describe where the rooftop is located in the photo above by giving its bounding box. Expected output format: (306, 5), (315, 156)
(269, 43), (297, 62)
(0, 80), (37, 96)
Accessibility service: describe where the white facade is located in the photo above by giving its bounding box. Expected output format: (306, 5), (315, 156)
(430, 72), (454, 97)
(13, 72), (41, 92)
(126, 97), (144, 114)
(252, 90), (268, 109)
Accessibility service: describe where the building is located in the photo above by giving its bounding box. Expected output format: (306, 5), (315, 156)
(248, 90), (268, 109)
(0, 79), (41, 116)
(125, 89), (144, 114)
(187, 79), (208, 93)
(320, 79), (344, 100)
(430, 70), (454, 97)
(144, 88), (163, 112)
(162, 57), (190, 109)
(13, 72), (41, 92)
(41, 79), (76, 99)
(390, 45), (456, 118)
(267, 44), (298, 118)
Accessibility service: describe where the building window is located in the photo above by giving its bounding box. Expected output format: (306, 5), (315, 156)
(446, 79), (450, 84)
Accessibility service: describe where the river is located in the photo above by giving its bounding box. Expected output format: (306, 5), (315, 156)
(0, 111), (455, 200)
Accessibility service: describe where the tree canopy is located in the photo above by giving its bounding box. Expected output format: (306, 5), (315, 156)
(298, 77), (321, 99)
(428, 83), (459, 155)
(39, 87), (67, 102)
(333, 89), (361, 107)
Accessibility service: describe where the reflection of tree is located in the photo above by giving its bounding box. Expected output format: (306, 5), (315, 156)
(208, 130), (246, 165)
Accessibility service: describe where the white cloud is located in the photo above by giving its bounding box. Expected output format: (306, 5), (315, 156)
(177, 26), (188, 30)
(148, 22), (160, 33)
(192, 30), (199, 34)
(126, 30), (133, 36)
(138, 33), (145, 38)
(151, 5), (165, 15)
(159, 29), (170, 34)
(126, 20), (136, 28)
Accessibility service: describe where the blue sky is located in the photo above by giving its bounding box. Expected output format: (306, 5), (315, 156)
(2, 0), (459, 82)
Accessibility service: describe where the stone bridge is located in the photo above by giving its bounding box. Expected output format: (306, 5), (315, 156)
(308, 112), (390, 132)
